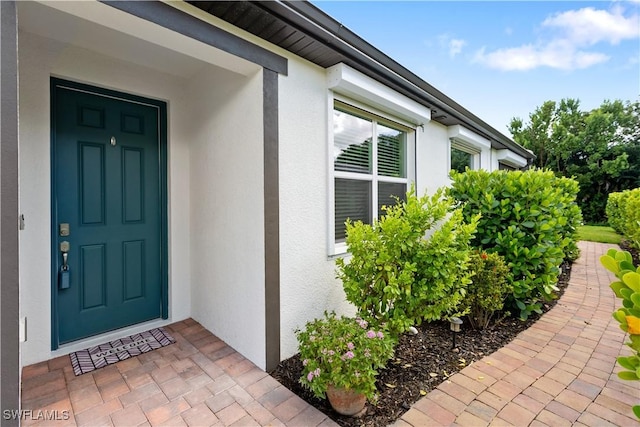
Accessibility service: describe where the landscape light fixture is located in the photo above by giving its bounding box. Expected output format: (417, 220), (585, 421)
(449, 317), (463, 349)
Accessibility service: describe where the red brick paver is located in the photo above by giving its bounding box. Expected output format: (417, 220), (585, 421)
(21, 319), (336, 426)
(400, 241), (640, 426)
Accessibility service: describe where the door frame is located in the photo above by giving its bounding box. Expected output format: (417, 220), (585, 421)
(50, 77), (169, 350)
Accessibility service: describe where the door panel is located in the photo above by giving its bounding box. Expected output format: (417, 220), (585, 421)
(53, 81), (166, 345)
(79, 142), (105, 225)
(122, 148), (144, 223)
(80, 244), (106, 309)
(123, 240), (145, 300)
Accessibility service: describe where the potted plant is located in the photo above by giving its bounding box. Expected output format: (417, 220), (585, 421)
(296, 312), (395, 416)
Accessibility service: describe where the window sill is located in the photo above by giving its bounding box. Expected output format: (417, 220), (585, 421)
(328, 251), (350, 260)
(328, 242), (351, 260)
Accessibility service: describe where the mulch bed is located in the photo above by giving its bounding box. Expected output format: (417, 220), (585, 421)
(271, 261), (573, 427)
(619, 239), (640, 266)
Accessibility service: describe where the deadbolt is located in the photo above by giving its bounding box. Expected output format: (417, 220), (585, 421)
(59, 223), (70, 236)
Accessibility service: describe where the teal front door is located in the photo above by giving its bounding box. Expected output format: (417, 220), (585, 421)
(51, 79), (168, 347)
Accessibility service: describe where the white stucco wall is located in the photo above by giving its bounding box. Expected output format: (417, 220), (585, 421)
(186, 66), (267, 369)
(277, 60), (486, 360)
(417, 121), (451, 195)
(278, 59), (358, 360)
(162, 1), (361, 362)
(161, 4), (356, 361)
(277, 60), (477, 360)
(18, 31), (195, 365)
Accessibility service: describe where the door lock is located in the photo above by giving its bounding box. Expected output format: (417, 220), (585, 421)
(59, 223), (70, 236)
(59, 241), (71, 290)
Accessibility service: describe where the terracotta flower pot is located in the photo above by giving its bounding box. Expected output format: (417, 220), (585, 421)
(326, 384), (367, 416)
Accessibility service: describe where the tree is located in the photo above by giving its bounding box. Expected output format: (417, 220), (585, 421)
(509, 99), (640, 223)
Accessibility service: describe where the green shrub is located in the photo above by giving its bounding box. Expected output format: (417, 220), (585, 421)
(556, 176), (583, 261)
(600, 249), (640, 419)
(607, 188), (640, 248)
(448, 169), (582, 319)
(623, 189), (640, 249)
(460, 251), (512, 330)
(336, 187), (479, 338)
(606, 191), (627, 234)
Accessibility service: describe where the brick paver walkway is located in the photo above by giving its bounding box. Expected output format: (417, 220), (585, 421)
(21, 241), (639, 426)
(21, 319), (337, 426)
(396, 241), (639, 426)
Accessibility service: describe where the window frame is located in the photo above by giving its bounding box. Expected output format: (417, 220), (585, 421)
(447, 125), (491, 177)
(498, 162), (516, 171)
(495, 149), (527, 170)
(329, 96), (416, 256)
(449, 141), (480, 173)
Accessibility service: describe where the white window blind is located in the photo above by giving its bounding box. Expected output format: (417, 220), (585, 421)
(333, 104), (409, 243)
(377, 123), (405, 178)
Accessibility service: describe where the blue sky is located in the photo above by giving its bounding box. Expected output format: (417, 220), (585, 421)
(312, 1), (640, 135)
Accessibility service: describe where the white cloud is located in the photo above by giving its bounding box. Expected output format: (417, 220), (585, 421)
(438, 34), (467, 58)
(542, 5), (639, 45)
(474, 5), (638, 71)
(449, 39), (466, 58)
(474, 42), (610, 71)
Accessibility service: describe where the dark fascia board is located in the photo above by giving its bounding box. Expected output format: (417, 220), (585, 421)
(1, 1), (21, 422)
(102, 1), (288, 75)
(255, 1), (533, 160)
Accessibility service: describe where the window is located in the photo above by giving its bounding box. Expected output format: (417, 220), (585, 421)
(498, 162), (516, 171)
(451, 147), (474, 173)
(332, 103), (411, 249)
(448, 125), (489, 175)
(495, 149), (527, 170)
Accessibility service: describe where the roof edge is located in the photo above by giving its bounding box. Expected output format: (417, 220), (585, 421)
(258, 0), (534, 160)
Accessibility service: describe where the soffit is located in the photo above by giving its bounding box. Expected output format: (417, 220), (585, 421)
(192, 1), (345, 68)
(192, 1), (460, 126)
(18, 1), (261, 79)
(191, 0), (533, 159)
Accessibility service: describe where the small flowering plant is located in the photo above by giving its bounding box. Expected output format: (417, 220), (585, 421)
(296, 311), (395, 401)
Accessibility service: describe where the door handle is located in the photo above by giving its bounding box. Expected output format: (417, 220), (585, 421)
(59, 241), (71, 289)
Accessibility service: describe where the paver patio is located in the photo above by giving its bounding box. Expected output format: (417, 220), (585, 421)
(20, 241), (639, 426)
(20, 319), (337, 427)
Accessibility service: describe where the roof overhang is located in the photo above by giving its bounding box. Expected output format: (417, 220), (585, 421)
(495, 149), (528, 168)
(189, 0), (534, 161)
(328, 63), (432, 125)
